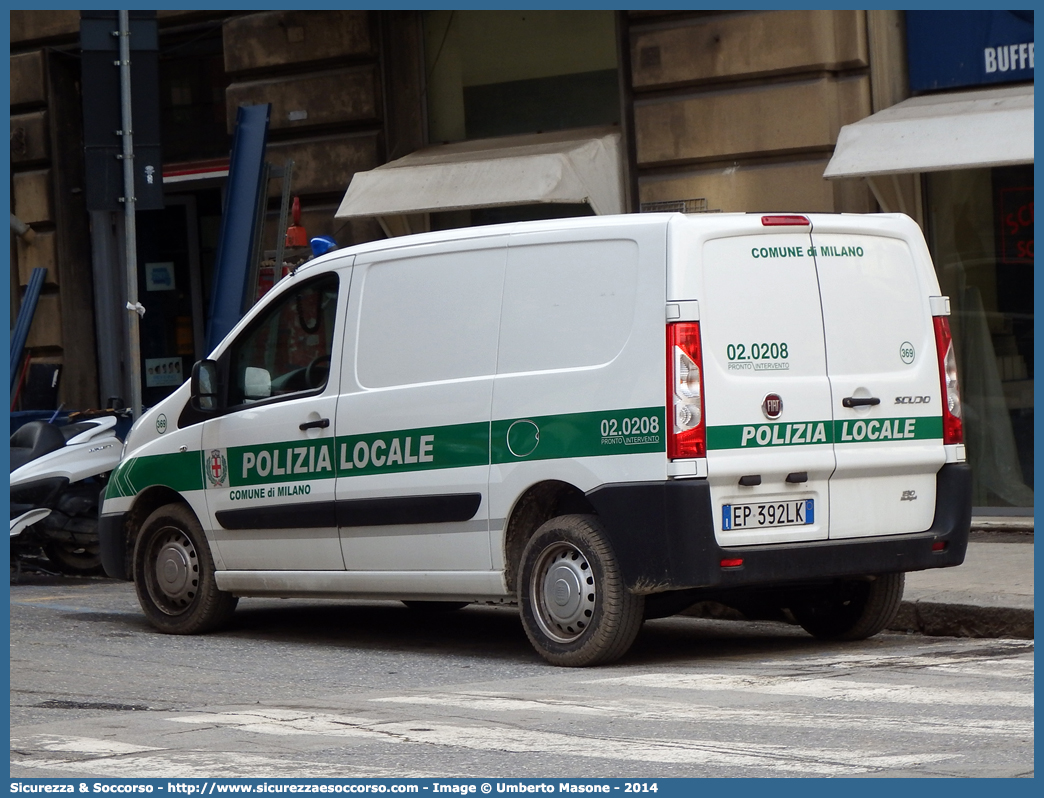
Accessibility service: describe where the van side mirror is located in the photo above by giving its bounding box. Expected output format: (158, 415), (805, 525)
(190, 359), (221, 412)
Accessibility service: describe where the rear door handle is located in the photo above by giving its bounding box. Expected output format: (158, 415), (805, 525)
(299, 418), (330, 431)
(842, 396), (881, 408)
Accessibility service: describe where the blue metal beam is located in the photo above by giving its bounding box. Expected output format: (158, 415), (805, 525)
(11, 267), (48, 394)
(206, 103), (271, 353)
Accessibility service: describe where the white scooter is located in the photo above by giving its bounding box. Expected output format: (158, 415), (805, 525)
(10, 415), (123, 575)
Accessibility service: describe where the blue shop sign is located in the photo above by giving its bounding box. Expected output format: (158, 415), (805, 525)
(906, 11), (1033, 92)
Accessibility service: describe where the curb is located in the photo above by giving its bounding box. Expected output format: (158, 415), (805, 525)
(681, 599), (1035, 641)
(970, 516), (1033, 533)
(890, 601), (1034, 640)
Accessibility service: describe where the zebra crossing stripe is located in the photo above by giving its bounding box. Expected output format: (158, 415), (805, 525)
(18, 736), (159, 755)
(586, 673), (1033, 707)
(166, 709), (957, 774)
(762, 646), (1034, 678)
(12, 734), (438, 779)
(371, 692), (1032, 737)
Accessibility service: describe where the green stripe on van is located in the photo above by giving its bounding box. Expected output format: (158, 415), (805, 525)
(836, 416), (942, 443)
(706, 416), (942, 450)
(707, 420), (832, 450)
(210, 422), (492, 488)
(103, 411), (944, 499)
(309, 422), (489, 483)
(104, 449), (205, 500)
(491, 407), (665, 464)
(104, 407), (666, 499)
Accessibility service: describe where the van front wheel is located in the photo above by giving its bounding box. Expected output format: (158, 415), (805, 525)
(791, 573), (904, 641)
(133, 503), (238, 634)
(519, 515), (644, 667)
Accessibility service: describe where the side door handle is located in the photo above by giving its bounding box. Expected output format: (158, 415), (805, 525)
(842, 396), (881, 408)
(299, 418), (331, 431)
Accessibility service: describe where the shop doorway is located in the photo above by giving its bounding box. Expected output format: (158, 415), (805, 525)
(135, 189), (222, 406)
(927, 165), (1034, 510)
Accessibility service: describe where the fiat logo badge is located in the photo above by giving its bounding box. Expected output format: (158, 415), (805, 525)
(762, 393), (783, 419)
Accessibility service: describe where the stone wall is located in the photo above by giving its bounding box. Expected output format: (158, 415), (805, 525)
(628, 10), (875, 214)
(11, 16), (97, 407)
(221, 10), (419, 248)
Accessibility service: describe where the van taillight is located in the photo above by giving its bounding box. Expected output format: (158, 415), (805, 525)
(932, 315), (963, 445)
(667, 322), (706, 458)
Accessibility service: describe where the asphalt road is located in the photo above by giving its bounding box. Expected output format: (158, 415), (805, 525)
(10, 572), (1034, 779)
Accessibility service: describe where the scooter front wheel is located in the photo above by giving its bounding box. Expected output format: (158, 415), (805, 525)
(133, 503), (237, 634)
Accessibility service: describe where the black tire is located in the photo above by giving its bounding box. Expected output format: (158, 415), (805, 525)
(401, 600), (470, 612)
(791, 573), (905, 641)
(43, 542), (104, 576)
(518, 514), (644, 667)
(133, 503), (238, 634)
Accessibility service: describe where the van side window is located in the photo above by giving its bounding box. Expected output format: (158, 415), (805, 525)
(226, 273), (339, 407)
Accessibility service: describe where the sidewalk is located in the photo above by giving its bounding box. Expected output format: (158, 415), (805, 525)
(891, 523), (1034, 640)
(681, 520), (1034, 640)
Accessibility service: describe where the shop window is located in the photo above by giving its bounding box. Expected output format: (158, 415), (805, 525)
(423, 10), (619, 228)
(927, 165), (1033, 509)
(424, 11), (619, 143)
(159, 26), (230, 162)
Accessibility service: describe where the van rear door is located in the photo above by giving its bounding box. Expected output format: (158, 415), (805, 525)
(810, 216), (945, 539)
(691, 217), (834, 546)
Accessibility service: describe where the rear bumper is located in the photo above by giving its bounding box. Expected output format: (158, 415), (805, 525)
(585, 463), (971, 593)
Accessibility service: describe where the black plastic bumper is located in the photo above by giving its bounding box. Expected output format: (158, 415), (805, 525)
(99, 512), (130, 581)
(585, 463), (972, 593)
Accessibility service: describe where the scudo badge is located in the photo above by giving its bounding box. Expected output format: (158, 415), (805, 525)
(762, 393), (783, 419)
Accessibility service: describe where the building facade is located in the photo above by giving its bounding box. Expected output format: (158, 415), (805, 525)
(823, 11), (1034, 513)
(9, 10), (1032, 512)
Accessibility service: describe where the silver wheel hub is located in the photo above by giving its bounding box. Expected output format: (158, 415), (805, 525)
(532, 542), (596, 643)
(148, 528), (199, 613)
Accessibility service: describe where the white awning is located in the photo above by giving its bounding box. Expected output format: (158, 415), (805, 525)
(335, 127), (625, 223)
(824, 85), (1034, 179)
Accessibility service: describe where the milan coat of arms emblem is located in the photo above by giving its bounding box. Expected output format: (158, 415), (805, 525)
(205, 449), (228, 488)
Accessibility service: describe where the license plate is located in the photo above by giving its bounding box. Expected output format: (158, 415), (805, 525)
(722, 499), (814, 530)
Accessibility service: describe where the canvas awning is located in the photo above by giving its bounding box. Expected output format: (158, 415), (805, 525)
(335, 127), (625, 235)
(824, 84), (1034, 179)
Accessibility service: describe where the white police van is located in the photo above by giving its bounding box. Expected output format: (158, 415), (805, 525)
(100, 212), (970, 666)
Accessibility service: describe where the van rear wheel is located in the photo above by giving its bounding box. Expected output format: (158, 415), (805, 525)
(519, 514), (644, 667)
(791, 573), (904, 641)
(133, 503), (237, 634)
